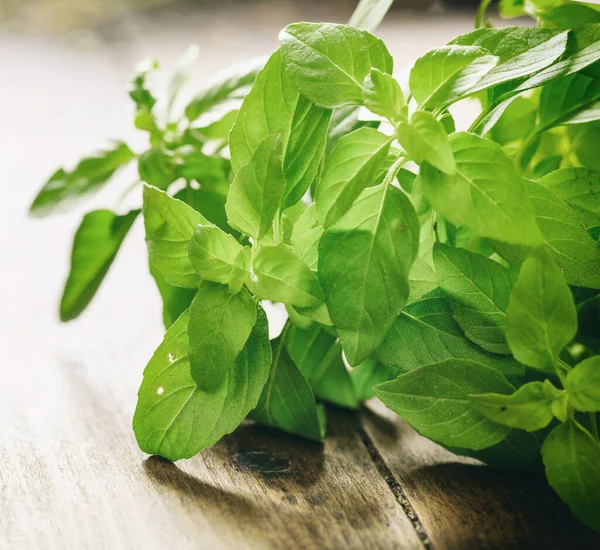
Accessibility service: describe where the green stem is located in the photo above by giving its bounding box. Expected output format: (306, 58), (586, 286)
(591, 413), (599, 442)
(475, 0), (493, 29)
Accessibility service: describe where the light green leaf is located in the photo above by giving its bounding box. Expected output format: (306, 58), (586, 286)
(542, 420), (600, 531)
(350, 357), (398, 401)
(362, 68), (406, 120)
(133, 305), (271, 461)
(433, 243), (517, 355)
(409, 45), (497, 109)
(188, 281), (257, 391)
(173, 187), (235, 236)
(420, 132), (542, 246)
(348, 0), (394, 32)
(488, 96), (537, 145)
(249, 245), (324, 308)
(407, 256), (439, 305)
(319, 175), (420, 366)
(60, 209), (138, 322)
(470, 380), (564, 432)
(396, 111), (456, 175)
(291, 203), (323, 270)
(143, 185), (209, 288)
(175, 150), (230, 186)
(565, 356), (600, 412)
(327, 105), (380, 154)
(279, 22), (393, 109)
(506, 247), (577, 372)
(374, 288), (525, 377)
(374, 359), (514, 450)
(138, 148), (177, 190)
(315, 127), (391, 228)
(30, 142), (134, 217)
(229, 51), (331, 207)
(252, 330), (326, 441)
(538, 4), (600, 30)
(226, 132), (285, 241)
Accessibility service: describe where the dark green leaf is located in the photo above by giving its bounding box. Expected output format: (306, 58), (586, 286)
(150, 264), (196, 329)
(350, 357), (398, 401)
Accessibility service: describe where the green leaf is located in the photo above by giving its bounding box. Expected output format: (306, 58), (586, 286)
(319, 175), (420, 366)
(188, 224), (244, 286)
(488, 96), (537, 145)
(286, 324), (358, 409)
(188, 281), (257, 391)
(185, 56), (264, 121)
(407, 256), (439, 305)
(348, 0), (394, 32)
(315, 127), (391, 228)
(143, 185), (208, 288)
(542, 420), (600, 531)
(350, 357), (398, 401)
(538, 4), (600, 29)
(396, 111), (456, 175)
(226, 132), (285, 241)
(229, 51), (331, 208)
(129, 58), (158, 113)
(327, 105), (380, 154)
(133, 305), (271, 461)
(409, 45), (497, 110)
(149, 264), (196, 329)
(138, 148), (177, 190)
(249, 245), (324, 308)
(252, 330), (326, 441)
(30, 142), (134, 217)
(175, 150), (230, 186)
(173, 187), (235, 236)
(291, 203), (323, 270)
(420, 132), (542, 246)
(433, 243), (517, 355)
(279, 22), (393, 109)
(491, 180), (600, 289)
(506, 247), (577, 372)
(60, 209), (138, 322)
(374, 359), (514, 450)
(470, 380), (564, 432)
(374, 288), (525, 377)
(565, 356), (600, 412)
(362, 68), (406, 120)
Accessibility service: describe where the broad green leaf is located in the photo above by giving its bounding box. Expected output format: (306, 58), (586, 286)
(229, 51), (331, 207)
(565, 356), (600, 412)
(315, 127), (391, 228)
(538, 4), (600, 29)
(407, 256), (439, 305)
(175, 150), (230, 186)
(374, 288), (525, 377)
(226, 132), (285, 241)
(409, 45), (497, 109)
(188, 109), (238, 146)
(188, 282), (257, 391)
(291, 203), (323, 270)
(570, 122), (600, 173)
(450, 27), (568, 95)
(396, 111), (456, 175)
(327, 105), (380, 154)
(60, 209), (138, 322)
(542, 420), (600, 531)
(279, 23), (393, 109)
(374, 359), (514, 450)
(133, 305), (271, 460)
(488, 96), (537, 145)
(491, 180), (600, 289)
(30, 142), (134, 217)
(350, 357), (398, 401)
(362, 68), (406, 120)
(420, 132), (542, 246)
(228, 247), (252, 295)
(174, 187), (234, 236)
(319, 177), (419, 366)
(249, 245), (324, 308)
(185, 56), (265, 121)
(539, 168), (600, 231)
(433, 243), (517, 355)
(506, 247), (577, 372)
(252, 331), (326, 441)
(149, 264), (196, 329)
(138, 148), (177, 190)
(143, 185), (209, 288)
(470, 380), (564, 432)
(348, 0), (394, 32)
(286, 324), (358, 409)
(188, 225), (243, 285)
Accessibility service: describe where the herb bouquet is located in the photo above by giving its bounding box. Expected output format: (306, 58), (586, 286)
(31, 0), (600, 531)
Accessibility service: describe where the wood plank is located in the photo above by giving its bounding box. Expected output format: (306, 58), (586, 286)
(362, 401), (600, 550)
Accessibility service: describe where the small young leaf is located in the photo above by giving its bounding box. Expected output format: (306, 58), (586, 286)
(226, 132), (285, 241)
(188, 282), (257, 392)
(362, 68), (406, 120)
(60, 209), (139, 322)
(249, 245), (324, 308)
(470, 380), (564, 432)
(420, 132), (542, 246)
(279, 22), (393, 109)
(396, 111), (456, 175)
(565, 356), (600, 412)
(138, 148), (177, 190)
(542, 420), (600, 531)
(188, 225), (243, 285)
(315, 127), (391, 228)
(506, 247), (577, 372)
(433, 243), (517, 355)
(30, 142), (134, 217)
(374, 359), (514, 450)
(143, 185), (208, 288)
